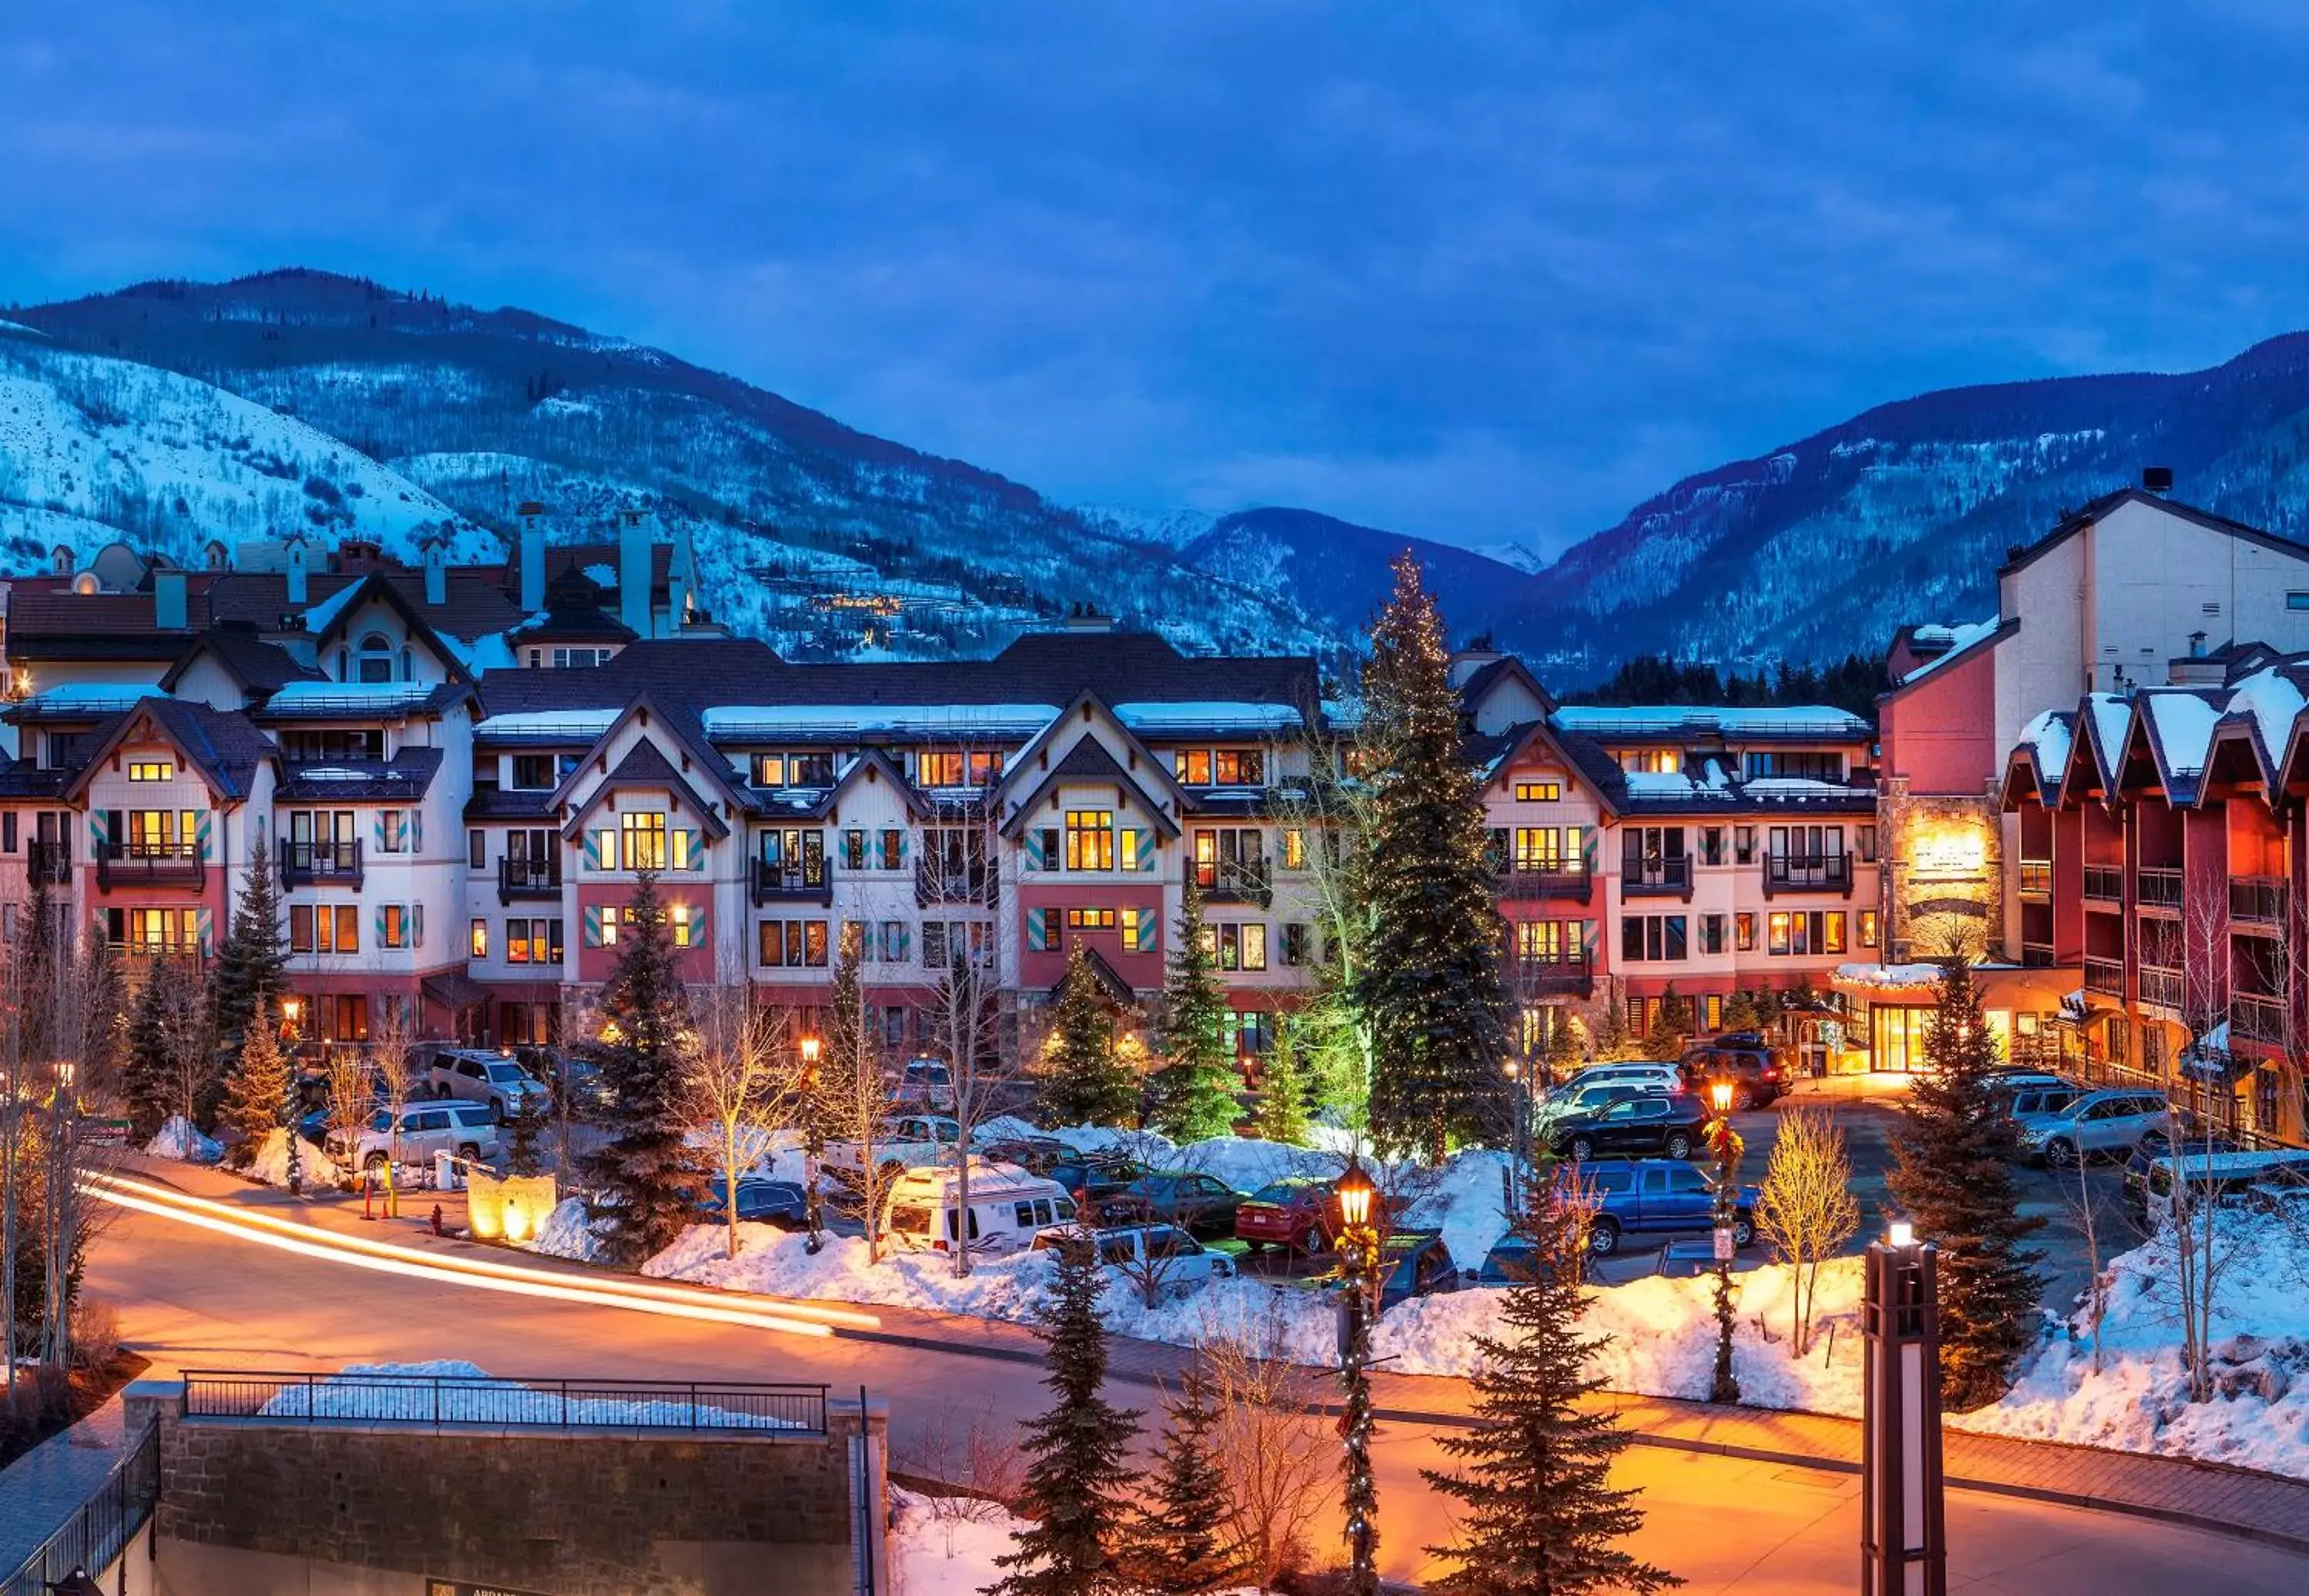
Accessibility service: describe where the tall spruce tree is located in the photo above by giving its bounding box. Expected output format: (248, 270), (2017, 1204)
(1149, 886), (1238, 1141)
(992, 1234), (1141, 1596)
(217, 1020), (291, 1170)
(1358, 553), (1513, 1161)
(1038, 943), (1137, 1128)
(1641, 984), (1692, 1063)
(579, 873), (701, 1264)
(1125, 1366), (1239, 1594)
(210, 846), (288, 1064)
(122, 972), (172, 1140)
(1424, 1171), (1682, 1595)
(1250, 1015), (1311, 1144)
(1885, 957), (2045, 1409)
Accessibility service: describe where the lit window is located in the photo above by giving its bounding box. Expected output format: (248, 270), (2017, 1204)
(1860, 910), (1880, 948)
(1513, 780), (1561, 802)
(1279, 827), (1307, 870)
(127, 760), (174, 783)
(669, 903), (703, 948)
(1173, 750), (1213, 786)
(1619, 749), (1680, 774)
(470, 919), (489, 959)
(1064, 810), (1114, 871)
(1066, 907), (1118, 930)
(620, 812), (669, 871)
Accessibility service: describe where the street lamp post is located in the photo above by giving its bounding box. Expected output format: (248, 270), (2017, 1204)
(800, 1034), (824, 1254)
(1332, 1157), (1380, 1596)
(1706, 1078), (1743, 1404)
(1862, 1220), (1946, 1596)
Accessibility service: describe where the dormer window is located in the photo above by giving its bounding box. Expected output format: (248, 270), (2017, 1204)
(356, 633), (396, 685)
(754, 752), (836, 788)
(1619, 749), (1680, 775)
(1171, 748), (1265, 787)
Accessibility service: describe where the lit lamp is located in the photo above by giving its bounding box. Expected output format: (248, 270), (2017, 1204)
(1863, 1220), (1944, 1595)
(800, 1035), (825, 1254)
(1705, 1078), (1744, 1404)
(1332, 1157), (1381, 1596)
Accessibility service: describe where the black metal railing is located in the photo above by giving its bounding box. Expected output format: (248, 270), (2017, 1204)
(0, 1421), (157, 1596)
(1508, 955), (1594, 998)
(1763, 854), (1853, 896)
(2083, 955), (2126, 997)
(23, 840), (69, 886)
(1494, 863), (1592, 903)
(498, 856), (563, 903)
(2231, 875), (2288, 930)
(2234, 992), (2289, 1046)
(2083, 863), (2124, 904)
(95, 842), (204, 892)
(1620, 856), (1692, 896)
(2017, 858), (2053, 896)
(2138, 963), (2184, 1011)
(279, 837), (363, 889)
(2137, 865), (2184, 913)
(753, 858), (833, 907)
(182, 1369), (831, 1434)
(916, 859), (997, 907)
(1195, 861), (1272, 907)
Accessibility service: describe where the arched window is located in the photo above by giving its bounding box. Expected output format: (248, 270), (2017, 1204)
(356, 632), (396, 684)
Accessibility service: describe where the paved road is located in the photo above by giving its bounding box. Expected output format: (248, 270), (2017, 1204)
(82, 1184), (2309, 1592)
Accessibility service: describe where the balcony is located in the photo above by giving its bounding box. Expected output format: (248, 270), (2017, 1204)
(1763, 855), (1853, 897)
(497, 856), (563, 904)
(24, 840), (69, 886)
(2083, 955), (2126, 998)
(917, 859), (998, 907)
(2018, 859), (2053, 897)
(95, 843), (205, 893)
(1495, 862), (1592, 904)
(2136, 866), (2184, 914)
(1195, 862), (1273, 909)
(2231, 875), (2288, 932)
(2020, 940), (2055, 968)
(1621, 856), (1692, 898)
(2138, 963), (2184, 1013)
(109, 940), (204, 967)
(279, 839), (363, 890)
(2234, 992), (2289, 1046)
(1508, 956), (1594, 1000)
(753, 857), (833, 907)
(2083, 864), (2124, 905)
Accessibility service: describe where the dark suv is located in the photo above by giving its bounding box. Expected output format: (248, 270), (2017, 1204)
(1546, 1093), (1709, 1161)
(1679, 1037), (1789, 1110)
(1049, 1157), (1155, 1221)
(1115, 1170), (1246, 1240)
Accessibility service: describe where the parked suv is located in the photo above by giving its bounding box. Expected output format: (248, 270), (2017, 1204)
(1048, 1156), (1155, 1221)
(2015, 1089), (2168, 1167)
(1995, 1081), (2087, 1123)
(1547, 1093), (1708, 1161)
(428, 1049), (551, 1123)
(332, 1102), (501, 1175)
(1678, 1041), (1788, 1110)
(1376, 1230), (1461, 1310)
(1536, 1078), (1667, 1130)
(1115, 1170), (1246, 1240)
(1032, 1223), (1237, 1301)
(1556, 1062), (1681, 1095)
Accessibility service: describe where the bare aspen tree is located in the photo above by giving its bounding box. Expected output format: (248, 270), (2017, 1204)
(155, 956), (216, 1130)
(1275, 721), (1377, 1128)
(1200, 1307), (1333, 1591)
(822, 925), (901, 1261)
(1753, 1104), (1859, 1357)
(322, 1046), (374, 1192)
(367, 990), (418, 1214)
(2168, 882), (2237, 1404)
(683, 967), (795, 1259)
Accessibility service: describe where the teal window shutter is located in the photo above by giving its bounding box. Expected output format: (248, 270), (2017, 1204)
(411, 813), (423, 853)
(374, 905), (387, 946)
(89, 813), (109, 854)
(1139, 831), (1159, 872)
(687, 830), (706, 870)
(374, 813), (389, 852)
(898, 923), (911, 960)
(195, 907), (213, 957)
(1024, 830), (1044, 870)
(194, 811), (212, 861)
(1141, 913), (1161, 954)
(1027, 907), (1049, 951)
(413, 904), (426, 948)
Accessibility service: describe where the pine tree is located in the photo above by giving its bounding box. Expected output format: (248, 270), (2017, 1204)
(1250, 1016), (1311, 1144)
(1885, 958), (2045, 1410)
(993, 1234), (1141, 1596)
(504, 1091), (546, 1177)
(1544, 1012), (1586, 1084)
(211, 846), (288, 1064)
(1720, 990), (1763, 1035)
(218, 1019), (291, 1170)
(1423, 1171), (1682, 1595)
(1357, 553), (1513, 1160)
(579, 873), (702, 1264)
(1149, 886), (1238, 1141)
(1038, 943), (1137, 1128)
(122, 973), (172, 1140)
(1124, 1366), (1239, 1594)
(1642, 984), (1691, 1063)
(1592, 996), (1636, 1063)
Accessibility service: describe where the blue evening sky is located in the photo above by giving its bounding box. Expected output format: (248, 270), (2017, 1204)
(4, 3), (2307, 557)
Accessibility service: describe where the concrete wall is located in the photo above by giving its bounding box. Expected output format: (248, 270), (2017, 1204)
(132, 1385), (885, 1596)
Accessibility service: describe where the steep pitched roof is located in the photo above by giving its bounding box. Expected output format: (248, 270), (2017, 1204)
(158, 626), (326, 696)
(999, 730), (1182, 840)
(558, 736), (733, 841)
(59, 698), (273, 803)
(1998, 488), (2309, 579)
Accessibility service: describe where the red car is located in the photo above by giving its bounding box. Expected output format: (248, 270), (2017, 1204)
(1233, 1177), (1372, 1255)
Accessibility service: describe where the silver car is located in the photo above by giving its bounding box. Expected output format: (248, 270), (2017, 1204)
(2016, 1089), (2168, 1167)
(428, 1049), (550, 1123)
(1538, 1077), (1669, 1128)
(333, 1102), (503, 1175)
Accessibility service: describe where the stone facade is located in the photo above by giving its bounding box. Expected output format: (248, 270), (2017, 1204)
(1879, 775), (2006, 963)
(135, 1384), (884, 1596)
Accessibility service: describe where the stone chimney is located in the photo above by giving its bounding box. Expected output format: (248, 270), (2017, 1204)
(618, 509), (653, 637)
(518, 502), (547, 614)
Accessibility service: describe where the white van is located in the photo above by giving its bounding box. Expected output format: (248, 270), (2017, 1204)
(2143, 1148), (2309, 1224)
(880, 1162), (1078, 1257)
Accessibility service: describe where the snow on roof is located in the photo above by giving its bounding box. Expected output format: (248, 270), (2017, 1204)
(1899, 617), (1999, 684)
(13, 684), (149, 713)
(299, 581), (366, 639)
(1621, 770), (1714, 798)
(476, 709), (621, 737)
(264, 680), (436, 712)
(2140, 690), (2221, 775)
(1551, 704), (1870, 738)
(1112, 701), (1304, 733)
(583, 563), (617, 588)
(2225, 669), (2307, 766)
(2087, 693), (2132, 772)
(1833, 961), (1946, 991)
(2017, 709), (2072, 779)
(700, 703), (1059, 740)
(1740, 776), (1860, 795)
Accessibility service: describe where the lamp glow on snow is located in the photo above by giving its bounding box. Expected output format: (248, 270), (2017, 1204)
(1334, 1158), (1376, 1230)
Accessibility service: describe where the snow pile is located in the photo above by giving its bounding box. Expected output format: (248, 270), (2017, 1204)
(243, 1128), (342, 1189)
(145, 1116), (221, 1164)
(1956, 1205), (2309, 1476)
(891, 1487), (1036, 1595)
(1396, 1149), (1517, 1268)
(526, 1197), (610, 1263)
(262, 1361), (798, 1428)
(1832, 961), (1943, 992)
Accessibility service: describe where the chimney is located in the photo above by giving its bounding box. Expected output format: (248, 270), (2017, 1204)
(667, 522), (695, 629)
(2142, 466), (2174, 495)
(2190, 630), (2207, 659)
(423, 537), (447, 606)
(618, 509), (652, 637)
(154, 569), (188, 630)
(518, 503), (546, 613)
(286, 536), (309, 606)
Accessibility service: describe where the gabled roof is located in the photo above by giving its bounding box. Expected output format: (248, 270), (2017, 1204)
(999, 730), (1183, 840)
(1997, 488), (2309, 579)
(1458, 656), (1555, 719)
(59, 698), (273, 804)
(1474, 718), (1626, 820)
(302, 573), (476, 684)
(996, 692), (1190, 838)
(2114, 689), (2227, 805)
(1879, 617), (2018, 700)
(558, 737), (733, 841)
(1052, 944), (1141, 1004)
(158, 626), (327, 697)
(550, 696), (752, 832)
(1999, 710), (2073, 810)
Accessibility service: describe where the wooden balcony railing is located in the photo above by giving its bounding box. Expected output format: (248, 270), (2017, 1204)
(2231, 875), (2288, 930)
(2234, 992), (2289, 1046)
(95, 843), (204, 893)
(279, 838), (363, 890)
(2017, 859), (2053, 896)
(2020, 941), (2055, 968)
(2136, 866), (2184, 913)
(2083, 955), (2126, 997)
(2083, 864), (2124, 904)
(1621, 856), (1692, 896)
(2138, 963), (2184, 1012)
(1495, 863), (1592, 903)
(1763, 855), (1853, 896)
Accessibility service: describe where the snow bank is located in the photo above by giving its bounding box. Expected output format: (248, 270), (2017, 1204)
(526, 1197), (610, 1263)
(244, 1128), (341, 1189)
(266, 1361), (799, 1428)
(891, 1487), (1035, 1595)
(1956, 1206), (2309, 1476)
(145, 1116), (221, 1165)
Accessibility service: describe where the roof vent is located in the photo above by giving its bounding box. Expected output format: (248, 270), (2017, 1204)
(2142, 466), (2174, 494)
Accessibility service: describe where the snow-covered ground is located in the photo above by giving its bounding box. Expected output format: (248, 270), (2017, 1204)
(891, 1487), (1036, 1595)
(242, 1128), (343, 1190)
(266, 1361), (798, 1428)
(144, 1116), (221, 1165)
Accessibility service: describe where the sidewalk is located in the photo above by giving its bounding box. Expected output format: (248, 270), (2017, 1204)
(0, 1394), (127, 1575)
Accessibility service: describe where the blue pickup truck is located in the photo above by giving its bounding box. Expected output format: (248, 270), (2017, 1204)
(1469, 1160), (1762, 1277)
